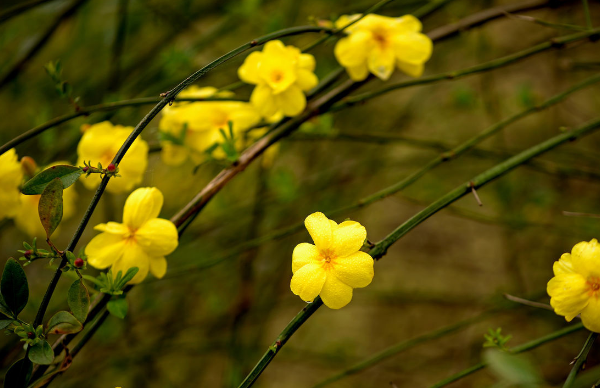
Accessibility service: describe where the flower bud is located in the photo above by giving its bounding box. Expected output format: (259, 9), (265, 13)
(82, 166), (89, 173)
(20, 156), (38, 179)
(107, 163), (116, 173)
(27, 332), (35, 339)
(24, 250), (33, 259)
(74, 258), (84, 268)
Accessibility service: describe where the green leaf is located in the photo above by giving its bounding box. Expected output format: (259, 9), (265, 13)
(484, 349), (541, 387)
(67, 279), (90, 323)
(115, 267), (139, 290)
(0, 319), (13, 329)
(1, 258), (29, 317)
(38, 178), (63, 239)
(28, 340), (54, 365)
(0, 294), (14, 318)
(4, 358), (32, 388)
(21, 165), (82, 195)
(107, 298), (128, 319)
(46, 311), (82, 335)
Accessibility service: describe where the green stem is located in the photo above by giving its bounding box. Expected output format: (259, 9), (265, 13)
(429, 322), (585, 388)
(238, 116), (600, 387)
(562, 332), (597, 388)
(331, 27), (600, 111)
(582, 0), (593, 29)
(0, 0), (57, 24)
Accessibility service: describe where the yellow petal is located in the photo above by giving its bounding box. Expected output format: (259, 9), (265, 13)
(548, 273), (589, 321)
(393, 32), (432, 65)
(332, 221), (367, 258)
(161, 142), (189, 166)
(397, 60), (424, 77)
(149, 256), (167, 279)
(135, 218), (179, 256)
(299, 53), (316, 71)
(554, 253), (576, 276)
(290, 263), (326, 302)
(292, 243), (321, 273)
(111, 242), (150, 284)
(334, 31), (371, 67)
(123, 187), (164, 229)
(250, 84), (279, 118)
(85, 233), (127, 269)
(94, 222), (129, 235)
(238, 51), (263, 85)
(334, 14), (362, 30)
(263, 40), (287, 56)
(571, 239), (600, 277)
(320, 274), (353, 309)
(394, 15), (422, 33)
(346, 62), (370, 81)
(581, 297), (600, 333)
(275, 85), (306, 117)
(368, 46), (395, 80)
(305, 212), (333, 250)
(295, 69), (318, 91)
(333, 251), (374, 288)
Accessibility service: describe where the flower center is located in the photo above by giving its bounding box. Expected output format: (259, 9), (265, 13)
(586, 276), (600, 297)
(372, 30), (388, 47)
(271, 70), (284, 83)
(320, 249), (337, 270)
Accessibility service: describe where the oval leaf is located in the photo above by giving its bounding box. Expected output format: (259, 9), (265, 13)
(0, 319), (13, 330)
(67, 279), (89, 323)
(28, 340), (54, 365)
(1, 258), (29, 317)
(38, 178), (63, 239)
(107, 298), (128, 319)
(21, 165), (82, 195)
(4, 358), (32, 388)
(46, 311), (82, 335)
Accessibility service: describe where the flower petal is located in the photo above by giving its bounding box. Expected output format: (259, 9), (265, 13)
(346, 62), (370, 81)
(571, 239), (600, 277)
(292, 243), (321, 273)
(94, 222), (129, 235)
(112, 242), (150, 284)
(275, 85), (306, 117)
(160, 142), (189, 166)
(305, 212), (333, 250)
(123, 187), (164, 229)
(368, 46), (395, 80)
(85, 233), (126, 269)
(238, 51), (263, 84)
(320, 274), (353, 309)
(397, 60), (424, 77)
(135, 218), (179, 256)
(290, 263), (326, 302)
(334, 31), (371, 67)
(299, 53), (316, 71)
(548, 273), (589, 321)
(554, 253), (576, 276)
(394, 15), (422, 33)
(149, 256), (167, 279)
(250, 84), (279, 118)
(333, 251), (374, 288)
(393, 32), (432, 65)
(332, 221), (367, 258)
(581, 297), (600, 333)
(295, 69), (318, 91)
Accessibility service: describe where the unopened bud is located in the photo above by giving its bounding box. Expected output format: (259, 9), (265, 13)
(82, 166), (89, 173)
(107, 163), (116, 173)
(20, 157), (38, 179)
(74, 258), (84, 268)
(24, 250), (33, 259)
(27, 332), (35, 339)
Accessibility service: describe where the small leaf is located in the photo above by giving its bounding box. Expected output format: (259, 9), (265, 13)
(21, 165), (82, 195)
(116, 267), (139, 289)
(4, 358), (32, 388)
(0, 319), (13, 329)
(38, 178), (63, 239)
(1, 258), (29, 317)
(28, 340), (54, 365)
(107, 298), (128, 319)
(46, 311), (82, 335)
(67, 279), (89, 323)
(0, 294), (14, 318)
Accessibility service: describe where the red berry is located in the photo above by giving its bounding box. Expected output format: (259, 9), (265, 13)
(107, 163), (116, 172)
(24, 250), (33, 258)
(74, 258), (84, 267)
(82, 166), (89, 173)
(27, 332), (35, 339)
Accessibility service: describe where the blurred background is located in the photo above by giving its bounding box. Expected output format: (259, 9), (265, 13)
(1, 0), (600, 387)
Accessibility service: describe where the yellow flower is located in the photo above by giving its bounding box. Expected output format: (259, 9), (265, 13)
(76, 121), (149, 193)
(238, 40), (318, 118)
(291, 212), (374, 309)
(0, 149), (23, 221)
(548, 239), (600, 332)
(334, 14), (432, 81)
(13, 187), (78, 238)
(85, 187), (178, 284)
(159, 87), (261, 166)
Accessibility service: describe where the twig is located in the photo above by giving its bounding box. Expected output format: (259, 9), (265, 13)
(562, 211), (600, 218)
(504, 294), (554, 311)
(562, 332), (597, 388)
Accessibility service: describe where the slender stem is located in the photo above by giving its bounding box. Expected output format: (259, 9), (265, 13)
(0, 0), (57, 24)
(332, 27), (600, 111)
(70, 310), (110, 358)
(412, 0), (455, 19)
(238, 117), (600, 387)
(562, 332), (597, 388)
(429, 322), (585, 388)
(582, 0), (593, 29)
